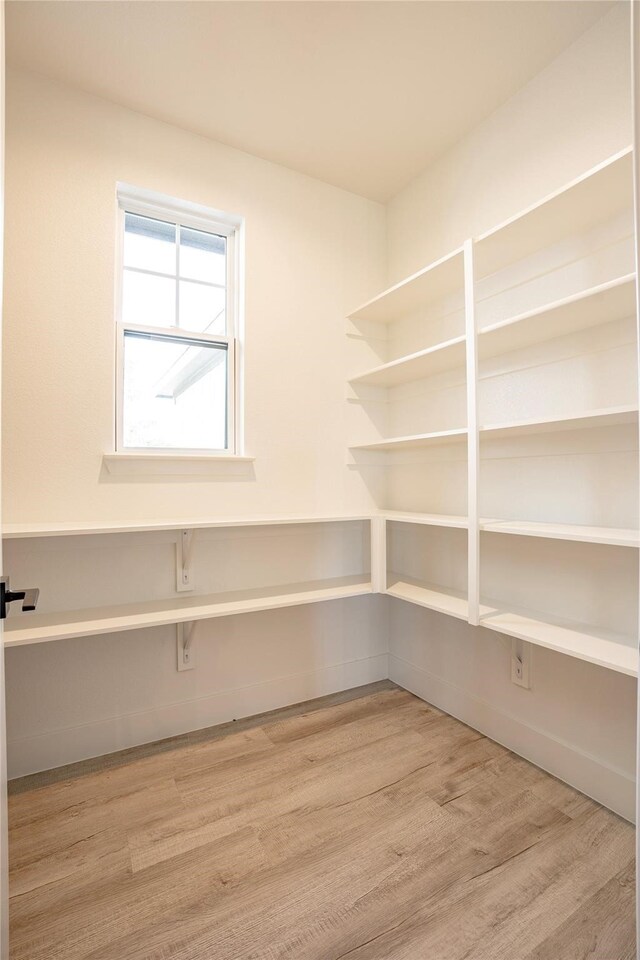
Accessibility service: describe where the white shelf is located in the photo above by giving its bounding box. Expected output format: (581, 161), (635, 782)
(386, 577), (469, 620)
(3, 576), (374, 647)
(479, 274), (637, 358)
(350, 428), (467, 452)
(348, 248), (463, 324)
(480, 405), (638, 439)
(475, 148), (633, 278)
(480, 519), (639, 548)
(382, 511), (468, 529)
(2, 514), (371, 540)
(349, 336), (466, 388)
(380, 514), (637, 546)
(480, 607), (638, 677)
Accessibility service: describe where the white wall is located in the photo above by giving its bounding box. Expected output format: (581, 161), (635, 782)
(6, 595), (389, 778)
(2, 67), (386, 524)
(389, 602), (637, 820)
(387, 5), (631, 282)
(386, 5), (637, 821)
(1, 68), (388, 776)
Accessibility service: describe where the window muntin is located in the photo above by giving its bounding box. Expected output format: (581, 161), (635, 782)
(122, 213), (227, 335)
(116, 196), (237, 454)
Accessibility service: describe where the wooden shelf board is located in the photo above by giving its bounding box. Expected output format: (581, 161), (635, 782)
(480, 607), (638, 677)
(2, 515), (371, 541)
(479, 274), (637, 359)
(475, 148), (633, 278)
(348, 248), (464, 324)
(3, 577), (374, 646)
(382, 511), (468, 529)
(385, 577), (469, 620)
(350, 428), (467, 452)
(480, 519), (639, 548)
(480, 405), (638, 440)
(349, 336), (466, 388)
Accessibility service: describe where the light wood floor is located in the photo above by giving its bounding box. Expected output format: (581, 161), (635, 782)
(8, 681), (636, 960)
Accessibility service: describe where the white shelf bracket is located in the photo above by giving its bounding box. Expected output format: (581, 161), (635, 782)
(511, 637), (532, 689)
(177, 621), (196, 671)
(176, 529), (196, 592)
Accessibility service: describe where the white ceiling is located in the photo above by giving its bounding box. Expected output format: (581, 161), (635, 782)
(6, 1), (613, 201)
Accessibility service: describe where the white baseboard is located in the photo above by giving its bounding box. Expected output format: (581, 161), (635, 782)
(8, 653), (389, 779)
(10, 646), (634, 824)
(389, 653), (635, 823)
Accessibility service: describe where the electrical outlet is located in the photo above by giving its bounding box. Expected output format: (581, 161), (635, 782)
(511, 638), (531, 689)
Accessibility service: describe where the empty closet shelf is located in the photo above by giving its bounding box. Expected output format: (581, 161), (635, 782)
(385, 578), (469, 620)
(350, 429), (467, 452)
(347, 247), (464, 324)
(474, 148), (633, 278)
(479, 274), (637, 358)
(480, 405), (638, 439)
(480, 608), (638, 677)
(349, 336), (466, 387)
(480, 519), (639, 547)
(382, 511), (468, 528)
(3, 576), (374, 646)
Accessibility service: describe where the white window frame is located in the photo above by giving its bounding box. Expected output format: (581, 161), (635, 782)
(115, 184), (243, 457)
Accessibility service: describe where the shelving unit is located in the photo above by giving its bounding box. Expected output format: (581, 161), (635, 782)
(347, 238), (467, 470)
(4, 576), (373, 647)
(3, 518), (373, 648)
(345, 145), (639, 678)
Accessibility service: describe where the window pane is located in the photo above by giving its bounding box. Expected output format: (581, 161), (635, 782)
(122, 331), (227, 450)
(180, 226), (226, 284)
(179, 280), (225, 334)
(124, 213), (176, 274)
(122, 270), (176, 328)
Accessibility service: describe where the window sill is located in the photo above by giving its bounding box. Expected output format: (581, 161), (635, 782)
(102, 452), (255, 480)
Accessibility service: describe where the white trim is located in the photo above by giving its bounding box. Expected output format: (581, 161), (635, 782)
(102, 451), (255, 478)
(0, 3), (8, 952)
(628, 3), (640, 946)
(115, 185), (243, 457)
(119, 322), (232, 347)
(117, 182), (242, 235)
(6, 653), (389, 779)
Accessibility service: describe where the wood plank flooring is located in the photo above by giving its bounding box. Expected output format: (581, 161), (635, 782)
(8, 681), (636, 960)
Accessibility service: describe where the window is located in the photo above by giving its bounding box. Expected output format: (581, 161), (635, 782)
(116, 187), (241, 454)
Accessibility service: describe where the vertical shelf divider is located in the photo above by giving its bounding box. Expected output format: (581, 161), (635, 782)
(370, 516), (387, 594)
(464, 238), (480, 625)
